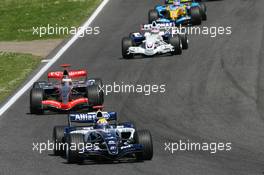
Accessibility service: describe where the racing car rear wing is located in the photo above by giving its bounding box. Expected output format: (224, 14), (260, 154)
(68, 111), (117, 124)
(141, 22), (175, 31)
(141, 22), (186, 36)
(47, 70), (87, 80)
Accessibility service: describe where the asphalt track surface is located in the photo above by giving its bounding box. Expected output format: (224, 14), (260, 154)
(1, 0), (264, 174)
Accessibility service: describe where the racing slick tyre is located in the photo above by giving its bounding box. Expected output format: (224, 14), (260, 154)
(87, 84), (104, 106)
(199, 3), (207, 21)
(148, 9), (159, 24)
(53, 126), (66, 156)
(168, 35), (182, 55)
(190, 6), (202, 25)
(179, 34), (188, 50)
(30, 88), (44, 114)
(66, 134), (84, 164)
(135, 130), (153, 161)
(122, 37), (134, 59)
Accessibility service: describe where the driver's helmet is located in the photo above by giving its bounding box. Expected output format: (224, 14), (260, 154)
(173, 0), (181, 6)
(97, 118), (108, 125)
(95, 111), (109, 129)
(96, 118), (109, 129)
(151, 22), (160, 34)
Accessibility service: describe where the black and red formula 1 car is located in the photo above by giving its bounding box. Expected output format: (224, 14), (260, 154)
(30, 64), (104, 114)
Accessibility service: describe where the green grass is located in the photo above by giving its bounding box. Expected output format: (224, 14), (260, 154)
(0, 0), (101, 41)
(0, 52), (41, 101)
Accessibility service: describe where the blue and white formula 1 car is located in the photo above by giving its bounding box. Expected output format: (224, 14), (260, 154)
(121, 22), (188, 59)
(149, 0), (204, 26)
(165, 0), (207, 20)
(52, 111), (153, 164)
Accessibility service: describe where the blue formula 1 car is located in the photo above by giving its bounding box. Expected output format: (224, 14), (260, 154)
(166, 0), (207, 3)
(165, 0), (207, 20)
(52, 111), (153, 164)
(149, 0), (205, 26)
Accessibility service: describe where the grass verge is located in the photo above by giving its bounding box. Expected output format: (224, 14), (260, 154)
(0, 0), (102, 102)
(0, 0), (101, 41)
(0, 52), (41, 102)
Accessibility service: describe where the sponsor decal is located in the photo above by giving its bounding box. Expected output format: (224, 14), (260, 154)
(121, 145), (132, 150)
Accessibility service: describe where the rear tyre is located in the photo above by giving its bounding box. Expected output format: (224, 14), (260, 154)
(190, 6), (202, 25)
(168, 35), (182, 55)
(179, 34), (188, 50)
(122, 37), (134, 59)
(66, 134), (84, 164)
(135, 130), (153, 161)
(199, 3), (207, 21)
(200, 2), (207, 12)
(148, 9), (159, 23)
(87, 85), (104, 106)
(53, 126), (66, 156)
(30, 88), (44, 114)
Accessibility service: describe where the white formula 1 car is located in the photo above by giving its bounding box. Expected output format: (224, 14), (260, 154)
(122, 23), (188, 59)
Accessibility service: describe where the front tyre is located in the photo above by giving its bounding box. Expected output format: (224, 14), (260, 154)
(169, 35), (182, 55)
(199, 3), (207, 21)
(66, 134), (84, 164)
(30, 88), (44, 114)
(86, 85), (104, 106)
(122, 37), (134, 59)
(53, 126), (66, 156)
(179, 34), (188, 50)
(135, 130), (153, 161)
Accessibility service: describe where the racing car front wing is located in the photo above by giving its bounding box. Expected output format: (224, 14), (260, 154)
(79, 144), (144, 160)
(128, 45), (174, 56)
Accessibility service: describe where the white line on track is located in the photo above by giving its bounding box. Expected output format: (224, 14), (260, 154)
(0, 0), (109, 117)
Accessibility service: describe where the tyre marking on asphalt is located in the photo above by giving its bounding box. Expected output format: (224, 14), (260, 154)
(0, 0), (110, 117)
